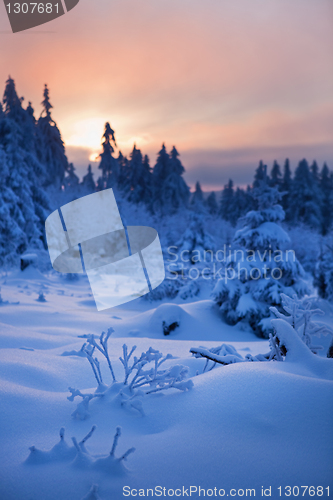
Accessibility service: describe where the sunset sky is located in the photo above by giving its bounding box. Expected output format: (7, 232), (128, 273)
(0, 0), (332, 189)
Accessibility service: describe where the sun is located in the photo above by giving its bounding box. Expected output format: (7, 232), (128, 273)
(65, 117), (107, 150)
(89, 152), (100, 163)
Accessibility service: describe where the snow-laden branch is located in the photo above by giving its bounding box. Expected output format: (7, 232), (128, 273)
(190, 346), (245, 366)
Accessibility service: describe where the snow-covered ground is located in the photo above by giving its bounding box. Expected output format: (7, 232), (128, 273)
(0, 268), (332, 500)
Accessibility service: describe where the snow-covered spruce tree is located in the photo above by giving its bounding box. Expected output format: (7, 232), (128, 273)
(206, 191), (218, 215)
(253, 160), (267, 188)
(97, 122), (119, 189)
(63, 162), (80, 195)
(269, 160), (282, 188)
(190, 181), (204, 210)
(36, 84), (68, 188)
(212, 177), (309, 337)
(0, 78), (50, 253)
(288, 159), (322, 229)
(174, 213), (216, 266)
(220, 180), (253, 225)
(0, 146), (26, 266)
(235, 187), (253, 221)
(116, 151), (129, 189)
(319, 163), (333, 235)
(152, 143), (169, 190)
(281, 158), (292, 216)
(81, 164), (96, 194)
(125, 145), (153, 205)
(162, 146), (190, 213)
(152, 144), (189, 213)
(310, 160), (320, 184)
(220, 179), (235, 223)
(165, 213), (216, 298)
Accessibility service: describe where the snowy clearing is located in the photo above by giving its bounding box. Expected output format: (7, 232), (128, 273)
(0, 269), (332, 500)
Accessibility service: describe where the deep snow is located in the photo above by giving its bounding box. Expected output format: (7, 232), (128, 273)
(0, 268), (332, 500)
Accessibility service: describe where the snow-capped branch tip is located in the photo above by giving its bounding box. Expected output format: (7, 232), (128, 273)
(80, 425), (97, 445)
(110, 426), (121, 456)
(109, 426), (135, 461)
(119, 447), (136, 462)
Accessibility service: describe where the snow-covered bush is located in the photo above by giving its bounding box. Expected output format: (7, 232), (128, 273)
(68, 328), (193, 419)
(37, 290), (47, 302)
(270, 319), (333, 379)
(191, 295), (333, 369)
(269, 293), (333, 355)
(212, 179), (309, 338)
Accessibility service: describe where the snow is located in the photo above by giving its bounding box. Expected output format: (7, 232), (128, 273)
(0, 269), (332, 499)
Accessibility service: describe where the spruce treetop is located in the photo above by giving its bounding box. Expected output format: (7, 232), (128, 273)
(103, 122), (117, 150)
(41, 84), (53, 119)
(3, 76), (24, 118)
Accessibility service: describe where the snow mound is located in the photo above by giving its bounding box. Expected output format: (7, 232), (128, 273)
(149, 303), (186, 336)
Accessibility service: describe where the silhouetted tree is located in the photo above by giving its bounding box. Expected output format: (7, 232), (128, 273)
(37, 84), (68, 187)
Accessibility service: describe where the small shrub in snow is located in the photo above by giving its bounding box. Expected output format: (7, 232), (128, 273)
(271, 319), (333, 379)
(37, 291), (47, 302)
(69, 328), (193, 419)
(269, 293), (333, 354)
(26, 426), (136, 475)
